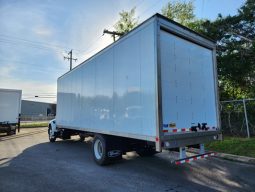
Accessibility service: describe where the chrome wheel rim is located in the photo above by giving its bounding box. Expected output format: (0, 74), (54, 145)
(94, 139), (103, 160)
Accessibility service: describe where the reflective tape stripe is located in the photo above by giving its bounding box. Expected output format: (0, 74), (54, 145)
(163, 126), (218, 133)
(175, 152), (215, 165)
(163, 128), (191, 133)
(175, 161), (181, 165)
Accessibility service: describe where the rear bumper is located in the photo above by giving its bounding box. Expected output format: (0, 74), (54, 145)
(161, 130), (221, 149)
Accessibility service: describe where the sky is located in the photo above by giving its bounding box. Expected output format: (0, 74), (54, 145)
(0, 0), (246, 103)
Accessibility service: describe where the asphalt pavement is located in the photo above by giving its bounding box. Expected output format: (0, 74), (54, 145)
(0, 128), (255, 192)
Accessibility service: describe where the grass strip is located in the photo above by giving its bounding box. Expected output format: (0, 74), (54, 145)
(206, 137), (255, 158)
(20, 122), (48, 128)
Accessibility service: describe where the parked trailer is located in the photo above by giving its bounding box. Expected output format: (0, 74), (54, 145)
(49, 14), (221, 165)
(0, 88), (22, 135)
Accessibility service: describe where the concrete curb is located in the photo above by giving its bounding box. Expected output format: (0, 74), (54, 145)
(187, 148), (255, 165)
(215, 152), (255, 165)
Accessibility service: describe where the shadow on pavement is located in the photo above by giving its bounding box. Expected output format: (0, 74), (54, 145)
(0, 130), (47, 141)
(0, 138), (255, 192)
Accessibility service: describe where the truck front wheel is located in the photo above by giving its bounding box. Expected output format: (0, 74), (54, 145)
(48, 125), (56, 142)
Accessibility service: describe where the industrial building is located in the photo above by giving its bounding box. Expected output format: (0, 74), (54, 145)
(21, 100), (56, 120)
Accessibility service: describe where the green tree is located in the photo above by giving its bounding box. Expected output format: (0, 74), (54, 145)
(114, 7), (138, 34)
(199, 0), (255, 99)
(161, 1), (196, 28)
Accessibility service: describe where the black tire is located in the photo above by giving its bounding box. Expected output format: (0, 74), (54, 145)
(92, 134), (122, 166)
(9, 129), (16, 135)
(6, 130), (12, 136)
(6, 126), (15, 136)
(92, 135), (109, 165)
(13, 128), (17, 135)
(49, 137), (56, 142)
(48, 125), (56, 142)
(10, 127), (17, 135)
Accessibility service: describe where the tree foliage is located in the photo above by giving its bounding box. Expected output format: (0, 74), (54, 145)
(114, 7), (138, 34)
(199, 0), (255, 99)
(161, 1), (196, 28)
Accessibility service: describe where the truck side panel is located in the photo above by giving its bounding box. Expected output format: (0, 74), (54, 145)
(57, 20), (157, 140)
(0, 89), (22, 124)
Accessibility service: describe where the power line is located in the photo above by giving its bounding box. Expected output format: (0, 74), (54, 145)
(0, 59), (67, 72)
(1, 1), (165, 70)
(0, 33), (103, 57)
(69, 1), (150, 58)
(74, 1), (150, 57)
(22, 93), (56, 96)
(73, 34), (105, 58)
(0, 34), (81, 52)
(0, 38), (65, 54)
(22, 94), (56, 96)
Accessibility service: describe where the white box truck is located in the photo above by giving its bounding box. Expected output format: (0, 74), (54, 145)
(0, 88), (22, 135)
(48, 14), (221, 165)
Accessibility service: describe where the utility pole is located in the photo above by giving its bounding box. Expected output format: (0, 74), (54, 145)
(64, 50), (77, 71)
(103, 29), (124, 42)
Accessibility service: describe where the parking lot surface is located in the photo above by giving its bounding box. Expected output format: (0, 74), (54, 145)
(0, 128), (255, 192)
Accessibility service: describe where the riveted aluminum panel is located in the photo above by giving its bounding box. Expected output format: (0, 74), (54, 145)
(160, 30), (218, 131)
(56, 19), (157, 140)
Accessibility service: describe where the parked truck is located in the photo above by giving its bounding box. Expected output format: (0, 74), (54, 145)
(48, 14), (221, 165)
(0, 88), (22, 135)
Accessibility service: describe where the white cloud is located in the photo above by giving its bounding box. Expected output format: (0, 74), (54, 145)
(0, 64), (16, 78)
(0, 0), (137, 103)
(33, 25), (53, 37)
(0, 76), (57, 103)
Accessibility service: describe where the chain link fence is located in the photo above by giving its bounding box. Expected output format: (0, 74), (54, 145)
(220, 99), (255, 137)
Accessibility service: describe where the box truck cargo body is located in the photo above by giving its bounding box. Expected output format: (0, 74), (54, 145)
(0, 88), (22, 135)
(49, 14), (221, 165)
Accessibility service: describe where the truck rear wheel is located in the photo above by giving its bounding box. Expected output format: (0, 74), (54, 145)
(92, 135), (109, 165)
(92, 134), (122, 165)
